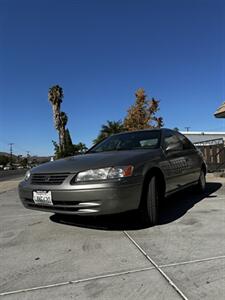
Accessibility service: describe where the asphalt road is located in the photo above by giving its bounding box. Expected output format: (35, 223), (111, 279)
(0, 170), (26, 182)
(0, 175), (225, 299)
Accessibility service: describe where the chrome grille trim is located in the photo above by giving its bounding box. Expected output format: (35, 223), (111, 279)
(31, 173), (69, 185)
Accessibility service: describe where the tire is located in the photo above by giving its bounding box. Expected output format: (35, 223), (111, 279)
(54, 213), (66, 220)
(141, 175), (159, 226)
(196, 169), (206, 193)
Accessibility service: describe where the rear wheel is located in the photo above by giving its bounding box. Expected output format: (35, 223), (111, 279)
(141, 175), (160, 226)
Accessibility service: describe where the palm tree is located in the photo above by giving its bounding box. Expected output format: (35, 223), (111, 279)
(59, 111), (68, 152)
(93, 120), (125, 144)
(73, 142), (88, 154)
(48, 85), (64, 151)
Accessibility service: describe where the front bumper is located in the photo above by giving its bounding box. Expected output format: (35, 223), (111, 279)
(18, 176), (143, 216)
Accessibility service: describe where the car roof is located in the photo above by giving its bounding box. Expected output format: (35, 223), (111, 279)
(112, 128), (171, 136)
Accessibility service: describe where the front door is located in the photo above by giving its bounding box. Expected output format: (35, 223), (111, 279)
(161, 130), (188, 192)
(175, 132), (201, 185)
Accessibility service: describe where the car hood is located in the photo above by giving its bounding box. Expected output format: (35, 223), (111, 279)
(31, 149), (161, 174)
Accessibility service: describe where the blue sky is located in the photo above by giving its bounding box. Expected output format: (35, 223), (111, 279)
(0, 0), (225, 156)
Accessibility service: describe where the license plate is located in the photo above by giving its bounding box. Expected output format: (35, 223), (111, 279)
(33, 191), (53, 205)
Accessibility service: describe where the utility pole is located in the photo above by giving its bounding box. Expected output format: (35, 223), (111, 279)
(184, 127), (190, 132)
(26, 151), (30, 167)
(9, 143), (14, 166)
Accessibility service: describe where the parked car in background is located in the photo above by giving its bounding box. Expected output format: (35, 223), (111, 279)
(18, 128), (206, 225)
(3, 166), (14, 170)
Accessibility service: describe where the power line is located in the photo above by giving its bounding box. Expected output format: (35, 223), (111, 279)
(8, 143), (14, 166)
(0, 137), (33, 156)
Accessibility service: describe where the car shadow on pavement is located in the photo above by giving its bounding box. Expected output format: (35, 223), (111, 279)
(159, 182), (222, 225)
(50, 182), (222, 231)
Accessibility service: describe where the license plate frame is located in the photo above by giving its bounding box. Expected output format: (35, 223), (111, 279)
(33, 190), (53, 206)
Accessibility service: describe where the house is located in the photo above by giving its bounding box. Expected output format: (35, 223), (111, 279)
(214, 102), (225, 118)
(181, 131), (225, 144)
(181, 131), (225, 171)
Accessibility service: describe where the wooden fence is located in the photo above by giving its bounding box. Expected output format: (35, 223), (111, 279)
(194, 138), (225, 171)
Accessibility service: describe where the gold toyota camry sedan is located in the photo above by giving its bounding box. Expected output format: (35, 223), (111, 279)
(18, 128), (206, 225)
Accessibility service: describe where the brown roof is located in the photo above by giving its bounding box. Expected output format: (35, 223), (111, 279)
(214, 102), (225, 118)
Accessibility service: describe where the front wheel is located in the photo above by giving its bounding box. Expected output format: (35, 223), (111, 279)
(196, 169), (206, 193)
(141, 175), (160, 226)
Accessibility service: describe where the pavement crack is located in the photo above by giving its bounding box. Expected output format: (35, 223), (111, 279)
(0, 267), (155, 297)
(1, 252), (225, 297)
(160, 255), (225, 269)
(123, 231), (189, 300)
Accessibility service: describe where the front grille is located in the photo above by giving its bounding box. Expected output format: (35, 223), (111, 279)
(31, 173), (69, 185)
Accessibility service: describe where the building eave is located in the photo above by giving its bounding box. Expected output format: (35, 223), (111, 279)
(214, 102), (225, 118)
(181, 131), (225, 135)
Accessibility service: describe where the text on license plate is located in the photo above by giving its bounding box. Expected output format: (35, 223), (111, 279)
(33, 191), (53, 205)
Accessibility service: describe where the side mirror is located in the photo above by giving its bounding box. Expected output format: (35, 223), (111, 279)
(165, 142), (182, 152)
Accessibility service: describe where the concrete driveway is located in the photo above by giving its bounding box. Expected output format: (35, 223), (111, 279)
(0, 175), (224, 299)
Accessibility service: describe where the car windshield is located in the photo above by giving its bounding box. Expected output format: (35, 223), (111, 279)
(89, 131), (161, 153)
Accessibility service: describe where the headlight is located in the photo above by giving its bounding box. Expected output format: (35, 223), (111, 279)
(75, 166), (134, 182)
(24, 170), (31, 181)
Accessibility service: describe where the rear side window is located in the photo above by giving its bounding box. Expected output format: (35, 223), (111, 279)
(176, 132), (196, 150)
(164, 131), (182, 149)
